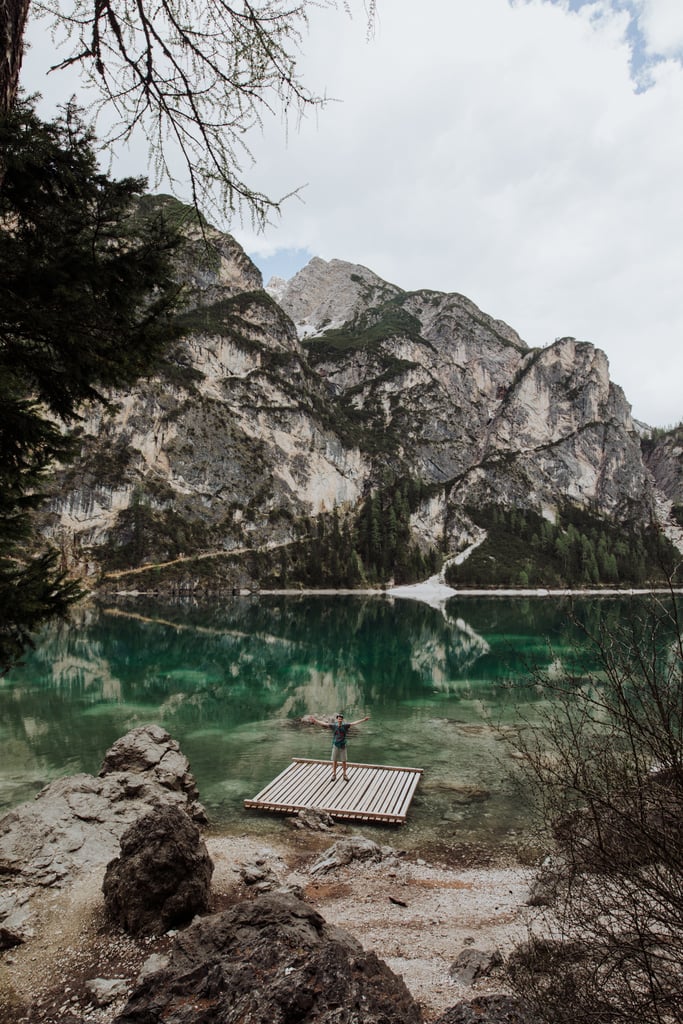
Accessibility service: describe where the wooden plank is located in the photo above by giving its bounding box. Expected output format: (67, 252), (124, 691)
(256, 768), (305, 807)
(352, 768), (407, 822)
(293, 758), (423, 774)
(250, 762), (412, 819)
(393, 772), (422, 817)
(266, 762), (326, 809)
(369, 766), (404, 810)
(353, 768), (393, 813)
(377, 769), (409, 816)
(257, 762), (300, 802)
(330, 774), (364, 812)
(276, 760), (325, 803)
(253, 762), (333, 813)
(342, 769), (377, 810)
(314, 764), (407, 818)
(303, 764), (338, 807)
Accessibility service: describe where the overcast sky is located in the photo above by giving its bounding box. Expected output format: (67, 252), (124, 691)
(23, 0), (683, 428)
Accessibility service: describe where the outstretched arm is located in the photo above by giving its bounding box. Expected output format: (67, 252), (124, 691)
(347, 715), (370, 726)
(309, 715), (332, 727)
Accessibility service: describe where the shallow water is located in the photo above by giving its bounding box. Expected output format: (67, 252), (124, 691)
(0, 592), (658, 856)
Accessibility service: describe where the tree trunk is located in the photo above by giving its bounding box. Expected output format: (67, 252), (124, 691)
(0, 0), (30, 117)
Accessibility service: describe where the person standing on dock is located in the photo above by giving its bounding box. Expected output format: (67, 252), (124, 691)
(310, 712), (370, 781)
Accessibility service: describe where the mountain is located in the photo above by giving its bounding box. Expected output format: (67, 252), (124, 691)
(37, 199), (682, 593)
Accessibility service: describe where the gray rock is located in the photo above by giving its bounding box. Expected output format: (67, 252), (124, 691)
(0, 889), (33, 949)
(112, 891), (422, 1024)
(102, 804), (213, 936)
(275, 882), (305, 899)
(136, 952), (170, 983)
(449, 948), (503, 985)
(289, 807), (337, 831)
(643, 429), (683, 505)
(240, 863), (268, 884)
(35, 239), (662, 596)
(0, 726), (207, 888)
(434, 994), (533, 1024)
(239, 861), (280, 892)
(526, 858), (562, 907)
(272, 257), (402, 340)
(309, 836), (386, 875)
(85, 978), (129, 1007)
(99, 724), (206, 820)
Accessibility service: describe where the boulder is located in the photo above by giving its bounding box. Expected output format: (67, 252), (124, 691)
(309, 836), (389, 875)
(433, 994), (533, 1024)
(0, 890), (32, 949)
(113, 891), (422, 1024)
(289, 807), (337, 831)
(448, 947), (503, 985)
(85, 978), (129, 1007)
(0, 725), (206, 888)
(99, 723), (206, 819)
(102, 804), (213, 936)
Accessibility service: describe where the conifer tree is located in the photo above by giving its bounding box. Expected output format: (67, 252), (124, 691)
(0, 98), (181, 671)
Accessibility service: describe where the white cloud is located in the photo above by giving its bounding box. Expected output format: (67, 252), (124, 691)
(21, 0), (683, 427)
(636, 0), (683, 57)
(234, 0), (683, 427)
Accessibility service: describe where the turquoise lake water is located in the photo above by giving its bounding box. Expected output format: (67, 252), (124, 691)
(0, 592), (655, 857)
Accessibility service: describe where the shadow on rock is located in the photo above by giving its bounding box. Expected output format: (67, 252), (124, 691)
(433, 994), (533, 1024)
(113, 890), (422, 1024)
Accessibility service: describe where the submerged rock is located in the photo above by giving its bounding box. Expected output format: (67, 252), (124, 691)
(113, 891), (422, 1024)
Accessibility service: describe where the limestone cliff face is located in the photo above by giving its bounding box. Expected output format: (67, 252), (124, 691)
(643, 428), (683, 504)
(641, 427), (683, 554)
(283, 264), (651, 551)
(300, 287), (526, 485)
(461, 337), (649, 518)
(38, 216), (663, 584)
(42, 224), (370, 574)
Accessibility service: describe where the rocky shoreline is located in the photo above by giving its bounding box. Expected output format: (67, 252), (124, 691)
(0, 726), (536, 1023)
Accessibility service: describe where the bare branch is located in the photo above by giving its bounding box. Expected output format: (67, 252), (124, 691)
(27, 0), (371, 226)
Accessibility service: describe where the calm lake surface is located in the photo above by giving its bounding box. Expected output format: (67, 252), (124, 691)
(0, 593), (657, 857)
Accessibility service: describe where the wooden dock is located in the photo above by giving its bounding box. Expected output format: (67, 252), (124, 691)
(244, 758), (423, 824)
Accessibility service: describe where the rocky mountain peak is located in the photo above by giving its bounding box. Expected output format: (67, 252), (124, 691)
(267, 256), (403, 338)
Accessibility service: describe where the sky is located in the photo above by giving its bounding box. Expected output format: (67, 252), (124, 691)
(22, 0), (683, 428)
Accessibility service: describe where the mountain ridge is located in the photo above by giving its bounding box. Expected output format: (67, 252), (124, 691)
(35, 209), (682, 593)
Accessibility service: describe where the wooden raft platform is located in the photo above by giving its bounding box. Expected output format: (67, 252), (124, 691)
(244, 758), (423, 824)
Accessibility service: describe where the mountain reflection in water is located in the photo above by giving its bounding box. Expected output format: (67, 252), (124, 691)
(0, 593), (657, 856)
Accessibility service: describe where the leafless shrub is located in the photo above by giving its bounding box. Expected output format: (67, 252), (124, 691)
(507, 591), (683, 1024)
